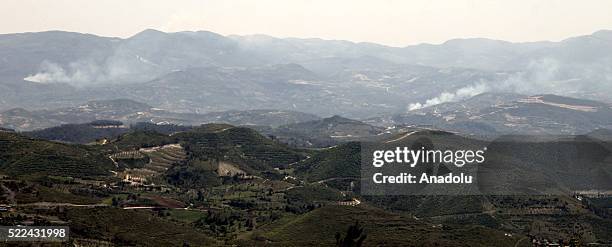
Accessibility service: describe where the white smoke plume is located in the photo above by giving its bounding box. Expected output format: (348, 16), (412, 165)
(24, 60), (108, 85)
(24, 61), (70, 83)
(408, 83), (489, 111)
(406, 57), (610, 111)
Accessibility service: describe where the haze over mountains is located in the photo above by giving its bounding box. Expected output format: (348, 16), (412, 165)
(0, 99), (319, 131)
(371, 93), (612, 136)
(1, 29), (611, 116)
(2, 28), (612, 246)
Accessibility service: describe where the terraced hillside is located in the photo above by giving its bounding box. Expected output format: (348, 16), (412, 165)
(175, 125), (308, 174)
(294, 142), (361, 182)
(117, 144), (187, 184)
(0, 131), (114, 177)
(2, 121), (612, 245)
(292, 129), (612, 244)
(253, 205), (524, 246)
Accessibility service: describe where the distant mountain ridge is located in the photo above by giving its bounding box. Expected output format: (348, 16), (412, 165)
(1, 29), (610, 77)
(1, 29), (612, 116)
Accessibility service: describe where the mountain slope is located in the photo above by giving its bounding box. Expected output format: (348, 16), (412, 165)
(294, 142), (361, 182)
(376, 93), (612, 135)
(25, 121), (130, 144)
(264, 116), (385, 147)
(254, 205), (523, 246)
(2, 29), (612, 115)
(0, 98), (320, 131)
(0, 131), (114, 177)
(173, 125), (308, 174)
(120, 64), (324, 113)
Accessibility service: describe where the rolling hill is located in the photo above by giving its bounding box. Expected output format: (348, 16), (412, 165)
(259, 115), (386, 148)
(371, 93), (612, 136)
(0, 131), (114, 177)
(25, 120), (130, 144)
(174, 125), (308, 174)
(0, 98), (320, 131)
(251, 205), (524, 246)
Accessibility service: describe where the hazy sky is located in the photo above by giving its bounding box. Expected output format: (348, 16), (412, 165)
(2, 0), (612, 46)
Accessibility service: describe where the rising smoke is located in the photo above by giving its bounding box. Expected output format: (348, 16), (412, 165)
(24, 60), (108, 84)
(22, 54), (163, 85)
(406, 58), (610, 111)
(408, 83), (488, 111)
